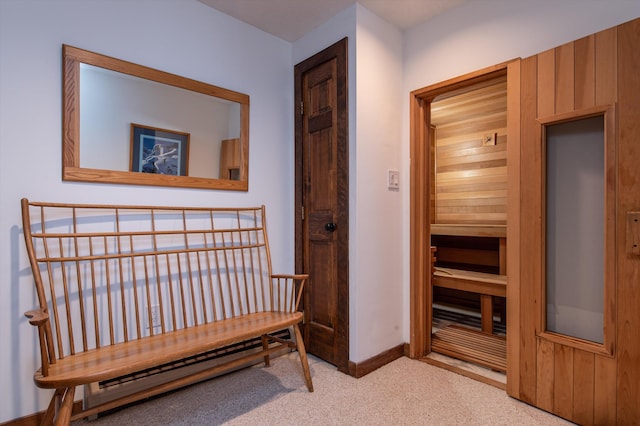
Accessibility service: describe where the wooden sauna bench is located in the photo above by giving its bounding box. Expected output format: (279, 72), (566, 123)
(432, 267), (507, 333)
(20, 199), (313, 425)
(430, 224), (507, 372)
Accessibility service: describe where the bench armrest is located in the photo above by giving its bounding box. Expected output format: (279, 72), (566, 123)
(24, 308), (54, 376)
(25, 308), (49, 326)
(271, 274), (309, 312)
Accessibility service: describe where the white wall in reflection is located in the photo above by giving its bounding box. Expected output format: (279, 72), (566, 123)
(80, 64), (240, 178)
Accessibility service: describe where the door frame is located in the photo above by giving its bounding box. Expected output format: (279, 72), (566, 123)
(294, 38), (350, 373)
(408, 60), (520, 381)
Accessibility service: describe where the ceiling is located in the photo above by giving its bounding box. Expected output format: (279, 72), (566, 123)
(199, 0), (468, 42)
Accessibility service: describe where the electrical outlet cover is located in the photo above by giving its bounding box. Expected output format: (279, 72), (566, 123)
(483, 133), (497, 146)
(149, 305), (161, 328)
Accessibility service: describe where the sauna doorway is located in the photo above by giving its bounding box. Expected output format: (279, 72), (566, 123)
(408, 61), (519, 388)
(411, 19), (640, 423)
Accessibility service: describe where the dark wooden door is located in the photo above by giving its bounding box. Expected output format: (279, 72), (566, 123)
(294, 38), (349, 372)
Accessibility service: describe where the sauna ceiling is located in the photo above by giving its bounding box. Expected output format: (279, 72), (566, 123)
(430, 76), (508, 225)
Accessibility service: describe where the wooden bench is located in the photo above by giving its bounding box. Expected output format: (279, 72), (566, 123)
(429, 224), (508, 374)
(432, 267), (506, 333)
(430, 224), (507, 334)
(20, 199), (313, 425)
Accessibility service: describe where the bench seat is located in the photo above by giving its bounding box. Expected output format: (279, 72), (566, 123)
(33, 311), (302, 389)
(433, 267), (506, 297)
(433, 267), (506, 334)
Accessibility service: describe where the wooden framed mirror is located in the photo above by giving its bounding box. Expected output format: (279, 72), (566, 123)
(62, 45), (249, 190)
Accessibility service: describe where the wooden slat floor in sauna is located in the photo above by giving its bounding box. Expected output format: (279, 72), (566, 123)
(431, 324), (506, 372)
(432, 306), (506, 335)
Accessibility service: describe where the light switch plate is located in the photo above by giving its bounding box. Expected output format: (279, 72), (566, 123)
(387, 169), (399, 191)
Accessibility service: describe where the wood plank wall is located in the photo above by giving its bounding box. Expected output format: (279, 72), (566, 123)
(431, 77), (507, 225)
(519, 31), (616, 426)
(616, 19), (640, 424)
(516, 18), (640, 425)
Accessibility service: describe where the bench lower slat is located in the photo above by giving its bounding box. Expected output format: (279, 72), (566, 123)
(35, 311), (302, 389)
(70, 343), (290, 422)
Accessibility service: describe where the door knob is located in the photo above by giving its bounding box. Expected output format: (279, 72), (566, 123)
(325, 222), (337, 232)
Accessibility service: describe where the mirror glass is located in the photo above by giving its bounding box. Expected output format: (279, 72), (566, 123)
(63, 45), (249, 190)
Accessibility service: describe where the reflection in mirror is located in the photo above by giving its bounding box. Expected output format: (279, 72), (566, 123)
(63, 45), (249, 190)
(80, 64), (241, 179)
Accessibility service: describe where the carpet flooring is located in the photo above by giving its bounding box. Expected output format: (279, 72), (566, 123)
(74, 353), (572, 425)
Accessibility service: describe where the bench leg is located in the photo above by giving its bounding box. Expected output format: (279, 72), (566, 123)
(292, 323), (314, 392)
(43, 386), (75, 426)
(261, 335), (271, 367)
(480, 295), (493, 333)
(42, 388), (63, 425)
(55, 386), (75, 426)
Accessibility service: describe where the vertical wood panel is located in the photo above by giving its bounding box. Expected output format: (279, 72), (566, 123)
(553, 345), (574, 419)
(430, 125), (437, 222)
(518, 56), (539, 404)
(409, 94), (430, 358)
(536, 339), (555, 411)
(532, 50), (554, 411)
(537, 49), (555, 117)
(554, 42), (575, 114)
(574, 35), (595, 109)
(616, 18), (640, 424)
(536, 45), (554, 340)
(535, 53), (554, 396)
(506, 59), (521, 398)
(573, 349), (595, 425)
(594, 25), (619, 426)
(595, 27), (617, 106)
(594, 355), (617, 424)
(595, 28), (618, 362)
(603, 110), (618, 359)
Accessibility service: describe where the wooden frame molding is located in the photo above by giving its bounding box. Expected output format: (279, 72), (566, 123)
(536, 104), (617, 357)
(409, 61), (517, 361)
(62, 45), (250, 191)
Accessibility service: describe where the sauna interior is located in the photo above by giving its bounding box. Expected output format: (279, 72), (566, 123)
(428, 73), (508, 377)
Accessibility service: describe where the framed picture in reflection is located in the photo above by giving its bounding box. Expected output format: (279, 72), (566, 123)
(130, 123), (190, 176)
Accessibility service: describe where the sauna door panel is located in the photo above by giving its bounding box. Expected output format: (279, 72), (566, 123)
(511, 18), (640, 424)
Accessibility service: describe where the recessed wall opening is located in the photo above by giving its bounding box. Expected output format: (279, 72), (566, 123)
(429, 74), (508, 378)
(409, 63), (513, 389)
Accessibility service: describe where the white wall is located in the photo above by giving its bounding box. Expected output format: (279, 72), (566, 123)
(353, 6), (404, 362)
(401, 0), (640, 343)
(0, 0), (293, 421)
